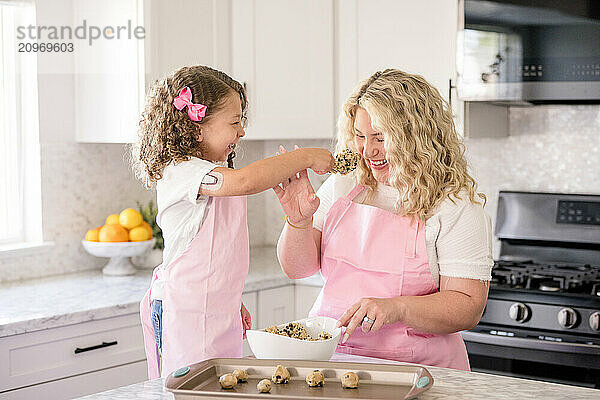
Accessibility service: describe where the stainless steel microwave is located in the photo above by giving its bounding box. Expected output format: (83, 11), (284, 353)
(457, 0), (600, 103)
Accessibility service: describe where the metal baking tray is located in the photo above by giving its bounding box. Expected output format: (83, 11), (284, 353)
(165, 358), (434, 399)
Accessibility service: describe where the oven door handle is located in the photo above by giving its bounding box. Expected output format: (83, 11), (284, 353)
(461, 331), (600, 355)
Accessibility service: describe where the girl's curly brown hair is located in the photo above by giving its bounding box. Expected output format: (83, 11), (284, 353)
(130, 65), (247, 188)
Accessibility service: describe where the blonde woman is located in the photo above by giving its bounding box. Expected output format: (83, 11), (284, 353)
(275, 69), (493, 370)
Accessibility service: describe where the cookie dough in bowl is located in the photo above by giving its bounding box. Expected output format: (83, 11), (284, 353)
(246, 316), (342, 360)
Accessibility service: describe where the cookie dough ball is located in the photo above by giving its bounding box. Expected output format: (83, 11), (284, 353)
(318, 330), (332, 340)
(341, 371), (359, 389)
(265, 325), (279, 334)
(233, 369), (248, 383)
(306, 370), (325, 387)
(272, 364), (290, 384)
(219, 373), (237, 389)
(257, 379), (272, 393)
(333, 149), (359, 175)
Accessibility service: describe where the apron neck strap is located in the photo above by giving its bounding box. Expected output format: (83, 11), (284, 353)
(346, 184), (366, 201)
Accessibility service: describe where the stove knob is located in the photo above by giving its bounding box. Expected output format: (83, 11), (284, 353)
(557, 308), (579, 329)
(509, 302), (530, 323)
(590, 312), (600, 331)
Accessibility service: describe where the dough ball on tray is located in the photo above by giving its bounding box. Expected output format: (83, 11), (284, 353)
(219, 373), (237, 389)
(233, 368), (248, 382)
(272, 364), (290, 384)
(306, 370), (325, 387)
(257, 379), (272, 393)
(341, 371), (359, 388)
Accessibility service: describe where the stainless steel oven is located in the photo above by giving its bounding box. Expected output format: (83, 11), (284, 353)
(458, 0), (600, 103)
(462, 191), (600, 388)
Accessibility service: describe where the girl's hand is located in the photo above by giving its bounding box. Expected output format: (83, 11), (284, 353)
(241, 302), (252, 339)
(273, 146), (320, 226)
(336, 297), (404, 343)
(306, 148), (334, 175)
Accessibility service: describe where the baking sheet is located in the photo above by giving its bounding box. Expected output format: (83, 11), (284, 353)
(165, 358), (434, 399)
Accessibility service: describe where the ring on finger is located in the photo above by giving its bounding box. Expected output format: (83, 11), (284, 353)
(362, 316), (375, 325)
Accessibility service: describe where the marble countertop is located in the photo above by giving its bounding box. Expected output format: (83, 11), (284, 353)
(76, 353), (598, 400)
(0, 246), (322, 338)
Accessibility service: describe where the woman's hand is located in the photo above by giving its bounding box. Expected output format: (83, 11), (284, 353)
(241, 302), (252, 339)
(336, 297), (405, 343)
(273, 146), (321, 226)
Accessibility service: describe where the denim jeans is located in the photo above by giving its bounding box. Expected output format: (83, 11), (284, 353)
(151, 299), (162, 355)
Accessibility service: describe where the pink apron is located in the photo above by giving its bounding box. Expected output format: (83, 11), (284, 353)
(310, 185), (470, 370)
(140, 195), (249, 378)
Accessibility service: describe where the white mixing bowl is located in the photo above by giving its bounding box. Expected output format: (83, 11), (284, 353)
(246, 316), (341, 361)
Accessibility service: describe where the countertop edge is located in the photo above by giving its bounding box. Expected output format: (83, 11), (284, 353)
(1, 265), (323, 338)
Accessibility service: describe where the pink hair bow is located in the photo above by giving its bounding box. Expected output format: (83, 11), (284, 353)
(173, 86), (207, 122)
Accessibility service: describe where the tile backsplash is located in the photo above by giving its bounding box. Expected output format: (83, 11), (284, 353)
(1, 104), (598, 283)
(0, 142), (154, 283)
(236, 139), (334, 247)
(466, 104), (600, 257)
(0, 73), (154, 283)
(243, 105), (600, 259)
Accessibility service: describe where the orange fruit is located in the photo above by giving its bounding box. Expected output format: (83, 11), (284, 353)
(141, 221), (153, 238)
(99, 224), (129, 242)
(129, 226), (150, 242)
(85, 228), (100, 241)
(119, 208), (143, 229)
(105, 214), (120, 225)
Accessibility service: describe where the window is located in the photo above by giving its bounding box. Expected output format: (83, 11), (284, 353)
(0, 0), (43, 249)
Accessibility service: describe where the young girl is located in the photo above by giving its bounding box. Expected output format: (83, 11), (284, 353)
(131, 65), (334, 379)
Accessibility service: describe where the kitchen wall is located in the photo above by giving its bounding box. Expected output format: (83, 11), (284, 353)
(0, 73), (154, 282)
(2, 103), (597, 283)
(0, 0), (153, 283)
(466, 104), (600, 256)
(238, 139), (334, 247)
(244, 105), (600, 260)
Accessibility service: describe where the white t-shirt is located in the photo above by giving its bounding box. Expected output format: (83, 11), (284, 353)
(313, 173), (493, 288)
(150, 157), (219, 301)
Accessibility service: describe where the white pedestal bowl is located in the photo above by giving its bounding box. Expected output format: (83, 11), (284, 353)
(81, 238), (156, 276)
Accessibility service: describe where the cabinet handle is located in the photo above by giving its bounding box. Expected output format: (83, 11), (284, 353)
(74, 340), (118, 354)
(448, 78), (456, 107)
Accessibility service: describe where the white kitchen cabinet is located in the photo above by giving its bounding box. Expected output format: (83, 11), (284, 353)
(0, 313), (146, 399)
(257, 285), (295, 329)
(75, 0), (230, 143)
(2, 361), (147, 400)
(294, 284), (322, 320)
(231, 0), (335, 140)
(74, 0), (145, 143)
(143, 0), (231, 86)
(336, 0), (463, 134)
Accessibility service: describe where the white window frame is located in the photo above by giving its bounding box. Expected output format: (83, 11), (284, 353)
(0, 0), (51, 257)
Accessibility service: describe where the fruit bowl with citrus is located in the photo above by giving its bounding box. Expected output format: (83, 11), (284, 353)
(82, 208), (156, 276)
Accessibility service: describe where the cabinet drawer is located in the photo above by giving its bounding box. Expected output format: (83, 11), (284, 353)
(0, 313), (145, 392)
(257, 286), (295, 329)
(2, 360), (147, 400)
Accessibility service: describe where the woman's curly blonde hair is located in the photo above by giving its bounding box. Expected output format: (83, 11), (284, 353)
(130, 65), (247, 188)
(337, 69), (485, 221)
